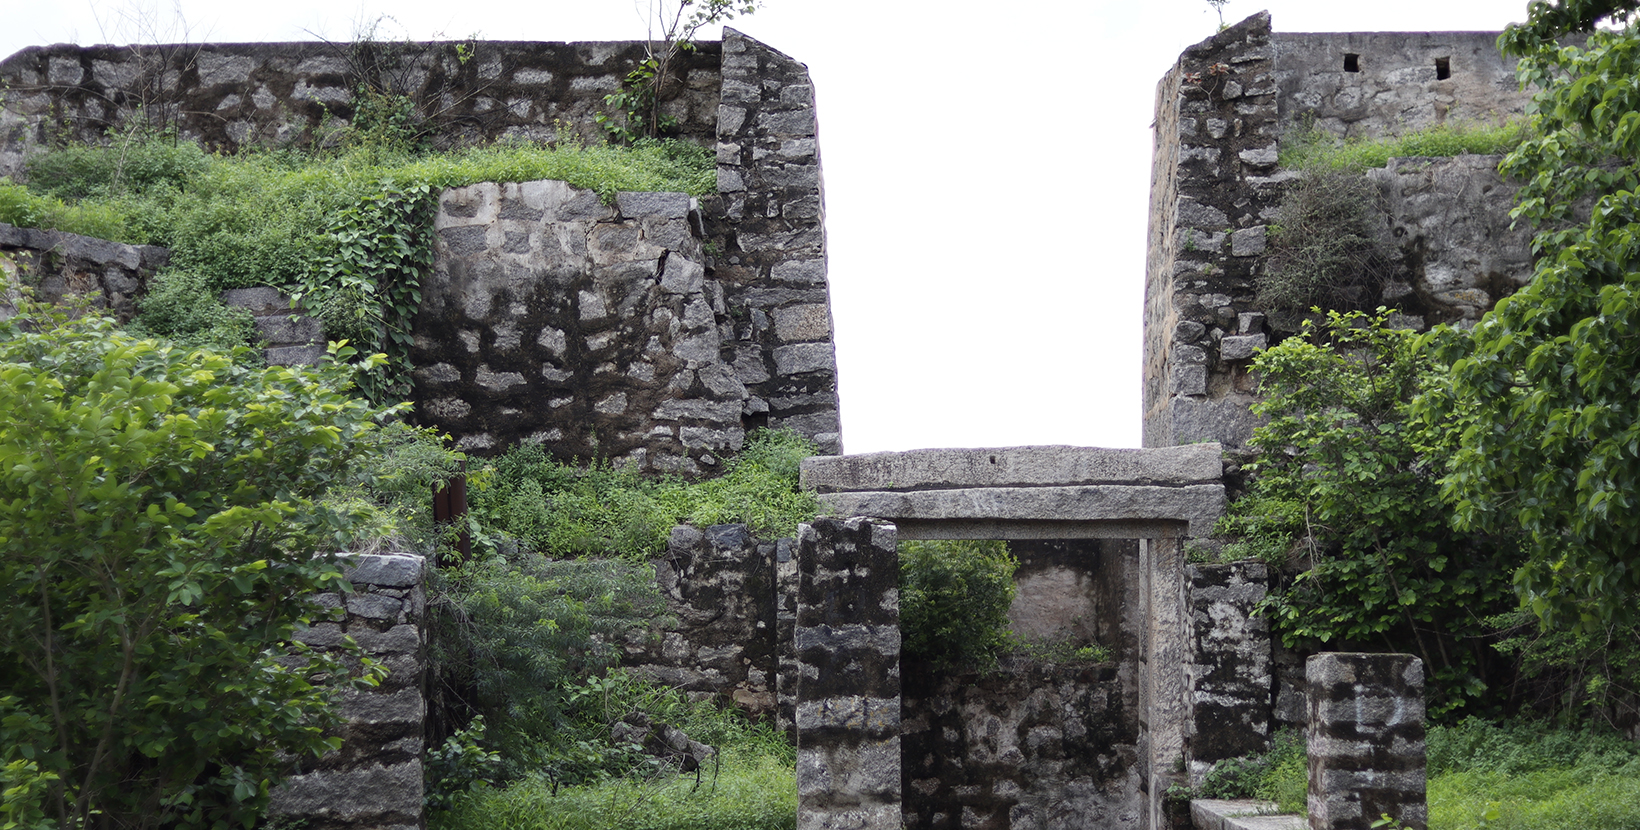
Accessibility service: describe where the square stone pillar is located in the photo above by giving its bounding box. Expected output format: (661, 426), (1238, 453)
(1141, 534), (1191, 830)
(794, 518), (901, 830)
(1306, 653), (1427, 830)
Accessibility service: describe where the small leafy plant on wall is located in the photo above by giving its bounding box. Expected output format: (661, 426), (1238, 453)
(295, 178), (437, 405)
(598, 0), (762, 143)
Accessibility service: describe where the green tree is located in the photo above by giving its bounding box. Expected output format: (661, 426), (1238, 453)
(898, 540), (1017, 670)
(1434, 0), (1640, 631)
(1228, 311), (1519, 716)
(0, 303), (395, 830)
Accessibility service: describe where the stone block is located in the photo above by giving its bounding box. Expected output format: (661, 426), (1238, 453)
(265, 345), (326, 366)
(616, 191), (691, 218)
(254, 314), (323, 345)
(773, 343), (835, 375)
(267, 761), (423, 821)
(342, 553), (425, 588)
(1220, 334), (1267, 361)
(1230, 226), (1267, 257)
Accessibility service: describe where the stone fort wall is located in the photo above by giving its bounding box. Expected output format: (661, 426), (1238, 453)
(0, 30), (841, 467)
(1143, 13), (1535, 449)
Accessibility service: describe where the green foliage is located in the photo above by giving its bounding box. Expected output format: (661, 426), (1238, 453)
(428, 554), (667, 778)
(1231, 310), (1518, 717)
(899, 540), (1018, 669)
(1279, 120), (1530, 172)
(1420, 8), (1640, 632)
(0, 303), (396, 830)
(0, 179), (127, 241)
(24, 134), (210, 201)
(430, 748), (795, 830)
(127, 269), (260, 354)
(425, 715), (504, 811)
(471, 429), (820, 560)
(297, 179), (435, 403)
(12, 133), (715, 262)
(1198, 729), (1306, 814)
(1487, 608), (1640, 728)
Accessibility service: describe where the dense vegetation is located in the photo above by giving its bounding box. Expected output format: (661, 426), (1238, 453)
(0, 304), (410, 830)
(1, 130), (714, 401)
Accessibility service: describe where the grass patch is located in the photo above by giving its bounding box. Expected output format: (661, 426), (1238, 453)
(1205, 720), (1640, 828)
(471, 428), (821, 561)
(1279, 120), (1529, 172)
(432, 748), (795, 830)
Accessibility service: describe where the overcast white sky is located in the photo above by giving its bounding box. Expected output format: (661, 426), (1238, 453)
(1, 0), (1530, 454)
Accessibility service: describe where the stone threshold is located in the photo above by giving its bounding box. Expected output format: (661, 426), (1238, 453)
(1190, 799), (1306, 830)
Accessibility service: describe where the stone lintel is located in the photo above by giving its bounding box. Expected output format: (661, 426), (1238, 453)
(890, 518), (1189, 541)
(817, 484), (1224, 537)
(801, 444), (1223, 494)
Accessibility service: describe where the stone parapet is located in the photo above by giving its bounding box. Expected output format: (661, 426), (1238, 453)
(1305, 653), (1427, 830)
(795, 518), (900, 830)
(0, 40), (721, 175)
(271, 552), (428, 830)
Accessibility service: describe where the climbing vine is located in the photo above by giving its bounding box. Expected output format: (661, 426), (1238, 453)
(295, 179), (436, 404)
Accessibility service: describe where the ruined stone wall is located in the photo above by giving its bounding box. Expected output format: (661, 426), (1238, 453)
(1, 31), (841, 463)
(1144, 15), (1537, 449)
(0, 40), (721, 176)
(1143, 13), (1282, 450)
(622, 524), (791, 729)
(0, 221), (168, 321)
(1273, 31), (1525, 139)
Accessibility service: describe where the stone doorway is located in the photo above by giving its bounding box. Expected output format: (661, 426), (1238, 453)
(797, 445), (1225, 830)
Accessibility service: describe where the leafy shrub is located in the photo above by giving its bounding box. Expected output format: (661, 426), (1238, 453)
(1197, 728), (1306, 813)
(425, 716), (504, 811)
(471, 429), (820, 560)
(0, 303), (396, 830)
(428, 554), (667, 778)
(899, 539), (1017, 669)
(127, 268), (260, 353)
(1232, 310), (1519, 718)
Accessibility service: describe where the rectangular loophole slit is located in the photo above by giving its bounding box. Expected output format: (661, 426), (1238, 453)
(1344, 53), (1360, 72)
(1435, 57), (1451, 80)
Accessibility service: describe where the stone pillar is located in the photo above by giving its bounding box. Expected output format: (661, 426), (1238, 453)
(1306, 653), (1426, 830)
(794, 518), (900, 830)
(1188, 561), (1272, 782)
(271, 552), (428, 830)
(1140, 534), (1191, 830)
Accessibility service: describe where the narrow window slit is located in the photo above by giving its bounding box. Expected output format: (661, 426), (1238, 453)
(1344, 53), (1360, 73)
(1435, 57), (1451, 80)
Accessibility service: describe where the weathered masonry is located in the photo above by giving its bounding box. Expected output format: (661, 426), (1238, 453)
(800, 444), (1235, 830)
(1144, 13), (1536, 449)
(0, 29), (842, 471)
